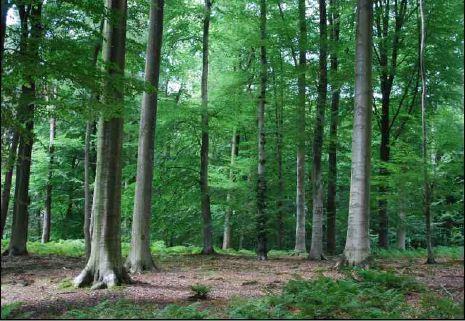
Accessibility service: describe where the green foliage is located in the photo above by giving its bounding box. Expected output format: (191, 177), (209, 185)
(417, 293), (465, 319)
(228, 274), (463, 319)
(155, 303), (210, 319)
(374, 246), (464, 260)
(1, 302), (22, 319)
(62, 300), (157, 319)
(190, 284), (211, 299)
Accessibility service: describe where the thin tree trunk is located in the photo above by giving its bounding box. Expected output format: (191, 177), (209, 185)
(326, 0), (340, 255)
(275, 77), (285, 250)
(309, 0), (327, 260)
(223, 130), (238, 250)
(1, 130), (18, 239)
(256, 0), (268, 261)
(41, 117), (55, 243)
(396, 199), (406, 250)
(419, 0), (435, 264)
(74, 0), (129, 289)
(126, 0), (164, 273)
(0, 0), (8, 83)
(294, 0), (307, 254)
(199, 0), (214, 255)
(343, 0), (373, 266)
(6, 1), (42, 256)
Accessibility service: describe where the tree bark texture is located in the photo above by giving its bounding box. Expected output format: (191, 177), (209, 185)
(41, 117), (55, 243)
(256, 0), (268, 260)
(7, 1), (42, 256)
(74, 0), (129, 288)
(294, 0), (307, 254)
(1, 130), (19, 239)
(343, 0), (373, 266)
(326, 0), (340, 255)
(309, 0), (327, 260)
(126, 0), (164, 273)
(223, 130), (238, 250)
(199, 0), (214, 255)
(419, 0), (435, 264)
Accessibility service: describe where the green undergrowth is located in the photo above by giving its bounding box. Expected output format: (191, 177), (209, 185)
(373, 246), (464, 260)
(228, 270), (464, 319)
(60, 300), (211, 319)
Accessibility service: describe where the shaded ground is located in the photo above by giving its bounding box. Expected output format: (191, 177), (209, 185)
(1, 253), (463, 318)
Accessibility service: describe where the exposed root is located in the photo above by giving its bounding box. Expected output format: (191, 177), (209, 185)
(2, 248), (28, 256)
(334, 255), (371, 270)
(74, 267), (131, 289)
(125, 257), (159, 274)
(257, 254), (268, 261)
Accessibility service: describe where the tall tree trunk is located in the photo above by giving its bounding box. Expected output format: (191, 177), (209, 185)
(126, 0), (164, 273)
(326, 0), (340, 255)
(419, 0), (435, 264)
(294, 0), (307, 254)
(396, 194), (406, 250)
(223, 130), (238, 250)
(84, 19), (103, 260)
(275, 76), (285, 250)
(0, 0), (8, 83)
(199, 0), (214, 255)
(256, 0), (268, 260)
(1, 130), (18, 239)
(74, 0), (129, 289)
(41, 117), (55, 243)
(6, 1), (42, 256)
(309, 0), (327, 260)
(343, 0), (373, 266)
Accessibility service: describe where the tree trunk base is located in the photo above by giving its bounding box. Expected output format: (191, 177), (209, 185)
(334, 255), (371, 270)
(201, 247), (215, 255)
(74, 267), (131, 289)
(2, 247), (28, 256)
(308, 251), (326, 261)
(425, 256), (436, 264)
(257, 254), (267, 261)
(125, 255), (158, 274)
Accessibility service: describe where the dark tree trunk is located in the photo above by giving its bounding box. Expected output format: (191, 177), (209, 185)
(74, 0), (129, 289)
(41, 117), (55, 243)
(126, 0), (164, 272)
(419, 0), (435, 264)
(199, 0), (214, 255)
(0, 0), (8, 81)
(6, 1), (42, 256)
(343, 0), (373, 266)
(295, 0), (307, 254)
(1, 130), (19, 239)
(309, 0), (327, 261)
(326, 0), (340, 255)
(256, 0), (268, 260)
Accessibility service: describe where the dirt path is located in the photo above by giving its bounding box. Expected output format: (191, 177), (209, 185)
(1, 254), (463, 318)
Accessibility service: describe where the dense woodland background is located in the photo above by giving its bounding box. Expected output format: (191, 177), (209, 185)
(0, 0), (463, 262)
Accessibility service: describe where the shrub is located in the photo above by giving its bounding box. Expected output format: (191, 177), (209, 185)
(1, 302), (22, 319)
(190, 284), (211, 299)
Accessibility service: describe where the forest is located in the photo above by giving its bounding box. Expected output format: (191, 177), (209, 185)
(0, 0), (463, 319)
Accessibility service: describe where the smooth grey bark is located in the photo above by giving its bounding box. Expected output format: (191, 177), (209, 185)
(199, 0), (214, 255)
(309, 0), (327, 260)
(222, 130), (238, 250)
(419, 0), (435, 264)
(326, 0), (340, 255)
(1, 130), (18, 239)
(41, 117), (56, 243)
(396, 204), (406, 250)
(74, 0), (129, 289)
(126, 0), (164, 273)
(343, 0), (373, 266)
(256, 0), (268, 261)
(294, 0), (307, 254)
(84, 19), (103, 260)
(6, 1), (42, 256)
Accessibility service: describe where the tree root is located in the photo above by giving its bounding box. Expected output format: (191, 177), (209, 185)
(74, 267), (131, 289)
(334, 255), (371, 270)
(125, 257), (159, 274)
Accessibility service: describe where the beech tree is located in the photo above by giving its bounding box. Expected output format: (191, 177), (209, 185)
(126, 0), (165, 273)
(309, 0), (327, 260)
(256, 0), (268, 261)
(41, 116), (55, 243)
(343, 0), (373, 266)
(74, 0), (129, 288)
(6, 0), (43, 256)
(294, 0), (307, 254)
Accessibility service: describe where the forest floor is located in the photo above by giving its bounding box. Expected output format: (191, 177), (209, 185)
(1, 248), (464, 319)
